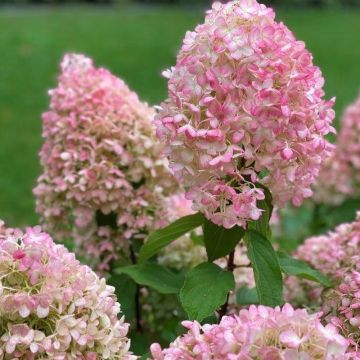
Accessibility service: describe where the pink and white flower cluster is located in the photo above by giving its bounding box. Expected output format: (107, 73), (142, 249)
(323, 255), (360, 350)
(150, 304), (350, 359)
(285, 212), (360, 306)
(155, 0), (335, 228)
(33, 53), (176, 272)
(0, 221), (135, 359)
(314, 94), (360, 205)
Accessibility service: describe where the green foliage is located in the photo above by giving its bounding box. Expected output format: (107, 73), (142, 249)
(138, 213), (205, 263)
(317, 198), (360, 231)
(115, 263), (184, 294)
(277, 251), (331, 287)
(179, 262), (235, 321)
(274, 205), (314, 252)
(190, 231), (204, 246)
(245, 230), (283, 306)
(203, 219), (245, 261)
(108, 273), (137, 320)
(129, 332), (150, 358)
(236, 287), (259, 305)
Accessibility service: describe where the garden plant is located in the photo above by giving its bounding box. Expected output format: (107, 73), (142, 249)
(1, 0), (360, 358)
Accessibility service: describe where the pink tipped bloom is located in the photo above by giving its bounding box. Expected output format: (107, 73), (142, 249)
(33, 53), (178, 273)
(150, 304), (350, 359)
(313, 93), (360, 205)
(0, 221), (135, 359)
(155, 0), (335, 228)
(285, 212), (360, 307)
(323, 256), (360, 351)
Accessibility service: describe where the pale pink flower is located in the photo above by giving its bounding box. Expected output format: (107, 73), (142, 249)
(33, 53), (177, 273)
(0, 221), (135, 359)
(323, 255), (360, 352)
(155, 0), (335, 228)
(313, 93), (360, 205)
(150, 304), (350, 359)
(285, 212), (360, 307)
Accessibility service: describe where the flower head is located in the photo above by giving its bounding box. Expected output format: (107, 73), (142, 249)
(313, 94), (360, 205)
(155, 0), (335, 228)
(33, 53), (177, 272)
(322, 255), (360, 351)
(285, 212), (360, 306)
(0, 221), (135, 359)
(150, 304), (350, 359)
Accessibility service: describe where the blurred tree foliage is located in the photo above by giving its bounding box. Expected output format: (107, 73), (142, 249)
(1, 0), (360, 6)
(133, 0), (360, 6)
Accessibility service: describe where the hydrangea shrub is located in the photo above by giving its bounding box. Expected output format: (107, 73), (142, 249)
(314, 93), (360, 205)
(33, 53), (177, 272)
(150, 304), (350, 359)
(0, 221), (135, 359)
(285, 212), (360, 306)
(155, 0), (335, 228)
(324, 255), (360, 350)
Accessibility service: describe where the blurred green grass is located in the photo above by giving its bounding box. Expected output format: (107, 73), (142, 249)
(0, 6), (359, 226)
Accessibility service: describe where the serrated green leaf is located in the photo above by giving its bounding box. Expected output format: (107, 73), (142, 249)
(139, 213), (205, 263)
(203, 218), (245, 261)
(115, 263), (184, 294)
(245, 230), (283, 306)
(236, 286), (259, 305)
(179, 262), (235, 321)
(277, 251), (331, 287)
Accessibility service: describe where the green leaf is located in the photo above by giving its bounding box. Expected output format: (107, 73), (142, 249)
(245, 230), (283, 306)
(190, 231), (204, 246)
(115, 263), (184, 294)
(139, 213), (205, 263)
(179, 262), (235, 321)
(108, 273), (137, 320)
(129, 331), (150, 357)
(203, 218), (245, 261)
(277, 251), (331, 287)
(248, 184), (273, 238)
(201, 314), (218, 325)
(236, 286), (259, 305)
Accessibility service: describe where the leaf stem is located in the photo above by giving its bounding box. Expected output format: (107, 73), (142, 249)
(129, 244), (143, 333)
(218, 249), (235, 321)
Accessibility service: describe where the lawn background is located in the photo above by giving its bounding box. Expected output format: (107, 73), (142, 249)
(0, 5), (359, 226)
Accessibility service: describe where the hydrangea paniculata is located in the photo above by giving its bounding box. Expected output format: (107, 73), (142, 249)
(150, 304), (350, 359)
(337, 94), (360, 185)
(0, 221), (135, 359)
(155, 0), (335, 228)
(313, 94), (360, 205)
(322, 255), (360, 351)
(33, 53), (177, 272)
(285, 213), (360, 306)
